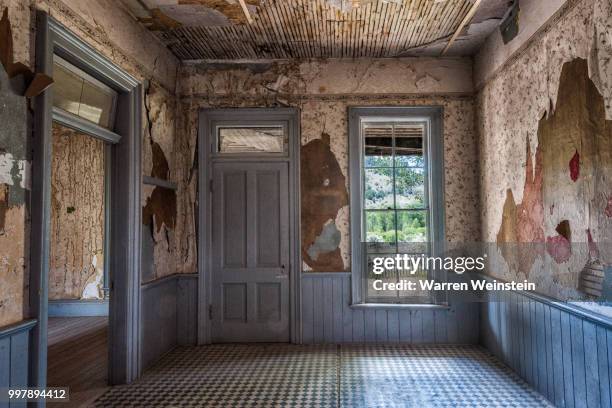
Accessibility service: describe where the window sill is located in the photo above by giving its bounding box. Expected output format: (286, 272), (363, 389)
(349, 303), (450, 311)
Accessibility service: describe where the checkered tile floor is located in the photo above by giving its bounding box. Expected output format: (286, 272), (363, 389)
(94, 345), (552, 407)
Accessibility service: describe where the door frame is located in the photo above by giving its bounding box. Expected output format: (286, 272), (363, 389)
(30, 12), (143, 393)
(197, 108), (301, 344)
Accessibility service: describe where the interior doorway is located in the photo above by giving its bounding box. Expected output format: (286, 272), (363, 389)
(46, 115), (112, 406)
(30, 13), (143, 393)
(198, 108), (301, 344)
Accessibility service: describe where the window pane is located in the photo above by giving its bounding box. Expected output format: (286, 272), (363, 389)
(395, 168), (425, 209)
(364, 168), (394, 209)
(396, 211), (428, 243)
(364, 124), (393, 167)
(366, 254), (398, 301)
(79, 79), (115, 127)
(218, 127), (286, 153)
(395, 125), (424, 167)
(52, 56), (117, 129)
(365, 210), (396, 244)
(53, 63), (83, 117)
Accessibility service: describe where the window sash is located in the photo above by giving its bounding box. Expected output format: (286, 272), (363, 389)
(349, 107), (446, 307)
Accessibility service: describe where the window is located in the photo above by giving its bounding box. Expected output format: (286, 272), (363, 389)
(53, 55), (118, 130)
(349, 107), (445, 306)
(217, 125), (287, 154)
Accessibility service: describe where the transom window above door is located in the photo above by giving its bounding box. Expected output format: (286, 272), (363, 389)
(216, 125), (288, 154)
(52, 55), (118, 130)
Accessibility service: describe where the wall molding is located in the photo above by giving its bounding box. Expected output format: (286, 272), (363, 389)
(181, 92), (475, 102)
(479, 272), (612, 329)
(0, 320), (37, 340)
(0, 319), (36, 390)
(48, 299), (109, 317)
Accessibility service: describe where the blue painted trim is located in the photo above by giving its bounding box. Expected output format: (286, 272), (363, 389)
(349, 303), (450, 311)
(302, 272), (352, 277)
(48, 300), (109, 317)
(52, 107), (121, 144)
(0, 320), (37, 340)
(479, 273), (612, 329)
(142, 176), (178, 190)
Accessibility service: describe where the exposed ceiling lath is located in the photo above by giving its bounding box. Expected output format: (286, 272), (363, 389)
(124, 0), (510, 60)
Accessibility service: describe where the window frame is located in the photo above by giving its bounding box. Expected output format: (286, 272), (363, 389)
(348, 107), (446, 307)
(52, 54), (119, 131)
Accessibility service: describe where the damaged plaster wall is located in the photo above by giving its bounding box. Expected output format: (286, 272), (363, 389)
(141, 80), (183, 282)
(476, 0), (612, 302)
(178, 57), (479, 272)
(49, 123), (105, 300)
(0, 0), (182, 326)
(0, 52), (28, 327)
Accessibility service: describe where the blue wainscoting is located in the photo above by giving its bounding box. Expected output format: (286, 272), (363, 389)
(140, 274), (197, 370)
(0, 319), (36, 408)
(481, 286), (612, 408)
(301, 273), (479, 344)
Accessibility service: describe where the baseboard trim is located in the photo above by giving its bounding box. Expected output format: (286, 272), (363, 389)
(48, 299), (109, 317)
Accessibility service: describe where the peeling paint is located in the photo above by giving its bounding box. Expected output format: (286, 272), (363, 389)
(546, 234), (572, 263)
(142, 186), (177, 234)
(546, 220), (572, 264)
(178, 0), (259, 24)
(301, 134), (348, 271)
(479, 0), (612, 302)
(586, 229), (600, 259)
(307, 220), (341, 262)
(0, 183), (7, 233)
(569, 150), (580, 181)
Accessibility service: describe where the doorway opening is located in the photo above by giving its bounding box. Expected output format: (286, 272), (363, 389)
(46, 56), (115, 403)
(30, 13), (143, 393)
(197, 108), (301, 344)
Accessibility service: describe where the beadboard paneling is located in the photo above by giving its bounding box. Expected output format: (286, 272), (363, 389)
(0, 320), (36, 408)
(481, 289), (612, 408)
(302, 274), (479, 344)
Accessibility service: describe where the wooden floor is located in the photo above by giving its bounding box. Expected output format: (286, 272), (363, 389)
(47, 317), (109, 408)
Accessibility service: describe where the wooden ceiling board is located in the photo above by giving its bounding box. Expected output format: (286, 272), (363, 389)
(124, 0), (510, 59)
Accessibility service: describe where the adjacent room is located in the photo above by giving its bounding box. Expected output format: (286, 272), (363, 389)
(0, 0), (610, 407)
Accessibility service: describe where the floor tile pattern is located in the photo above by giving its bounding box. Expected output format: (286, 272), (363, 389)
(94, 344), (552, 407)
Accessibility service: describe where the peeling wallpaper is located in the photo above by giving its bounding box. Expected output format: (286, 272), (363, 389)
(49, 124), (105, 300)
(178, 58), (479, 272)
(0, 36), (28, 326)
(476, 0), (612, 302)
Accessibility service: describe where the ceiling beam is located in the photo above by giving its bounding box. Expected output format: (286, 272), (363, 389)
(238, 0), (254, 24)
(441, 0), (482, 55)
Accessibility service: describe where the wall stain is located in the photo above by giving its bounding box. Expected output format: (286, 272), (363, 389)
(151, 141), (170, 179)
(301, 133), (348, 271)
(569, 149), (580, 182)
(142, 186), (177, 234)
(546, 220), (572, 264)
(0, 184), (7, 233)
(496, 138), (544, 276)
(586, 229), (599, 259)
